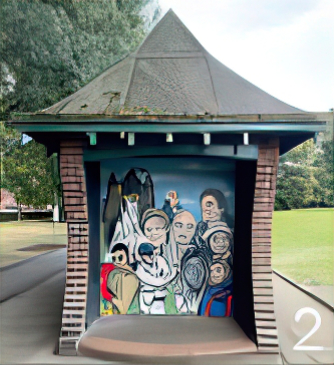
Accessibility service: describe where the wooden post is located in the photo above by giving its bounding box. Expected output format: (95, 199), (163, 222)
(252, 137), (280, 353)
(58, 140), (89, 355)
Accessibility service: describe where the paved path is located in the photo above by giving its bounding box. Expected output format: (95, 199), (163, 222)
(0, 249), (66, 303)
(0, 249), (111, 364)
(0, 251), (332, 364)
(273, 273), (333, 365)
(303, 285), (333, 307)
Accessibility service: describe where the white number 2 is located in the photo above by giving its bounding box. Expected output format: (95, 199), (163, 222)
(293, 307), (324, 351)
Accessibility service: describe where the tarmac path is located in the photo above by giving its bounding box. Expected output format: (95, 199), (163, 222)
(273, 273), (333, 365)
(0, 249), (111, 364)
(0, 249), (332, 364)
(0, 249), (66, 303)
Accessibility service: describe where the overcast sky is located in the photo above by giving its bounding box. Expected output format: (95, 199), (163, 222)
(158, 0), (333, 112)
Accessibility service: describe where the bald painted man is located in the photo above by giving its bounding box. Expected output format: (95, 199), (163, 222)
(168, 210), (197, 313)
(170, 210), (197, 261)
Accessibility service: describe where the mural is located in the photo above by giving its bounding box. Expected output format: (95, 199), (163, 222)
(100, 167), (234, 317)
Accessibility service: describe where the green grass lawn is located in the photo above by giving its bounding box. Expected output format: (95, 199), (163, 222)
(0, 221), (67, 268)
(1, 212), (332, 287)
(272, 208), (333, 286)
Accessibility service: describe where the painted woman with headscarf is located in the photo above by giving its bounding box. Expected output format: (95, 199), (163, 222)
(194, 189), (232, 248)
(201, 223), (233, 267)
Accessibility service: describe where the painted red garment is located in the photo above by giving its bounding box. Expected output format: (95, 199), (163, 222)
(203, 291), (233, 317)
(225, 295), (233, 317)
(100, 263), (115, 301)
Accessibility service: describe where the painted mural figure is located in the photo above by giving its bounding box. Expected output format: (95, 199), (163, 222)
(111, 200), (178, 314)
(138, 208), (177, 314)
(141, 209), (170, 251)
(180, 248), (209, 313)
(122, 168), (155, 219)
(102, 170), (234, 317)
(167, 209), (196, 312)
(195, 189), (230, 248)
(135, 241), (175, 314)
(103, 168), (154, 253)
(162, 190), (183, 221)
(170, 210), (196, 260)
(198, 260), (233, 317)
(107, 243), (139, 314)
(103, 172), (121, 246)
(201, 223), (233, 265)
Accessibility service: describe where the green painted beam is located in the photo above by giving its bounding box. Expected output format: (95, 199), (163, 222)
(11, 123), (326, 134)
(83, 145), (258, 161)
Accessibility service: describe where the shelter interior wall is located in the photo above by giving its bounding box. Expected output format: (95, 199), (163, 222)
(85, 161), (101, 327)
(233, 160), (257, 343)
(99, 156), (236, 317)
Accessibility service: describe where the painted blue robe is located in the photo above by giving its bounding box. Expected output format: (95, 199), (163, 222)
(198, 276), (233, 317)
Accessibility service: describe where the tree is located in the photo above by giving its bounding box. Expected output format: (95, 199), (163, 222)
(313, 139), (334, 206)
(0, 0), (160, 217)
(0, 0), (160, 117)
(1, 123), (59, 219)
(275, 137), (333, 210)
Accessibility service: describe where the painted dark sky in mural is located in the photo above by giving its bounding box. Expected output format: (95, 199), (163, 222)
(101, 157), (235, 222)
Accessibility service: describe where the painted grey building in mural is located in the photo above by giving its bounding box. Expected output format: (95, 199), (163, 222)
(11, 9), (328, 364)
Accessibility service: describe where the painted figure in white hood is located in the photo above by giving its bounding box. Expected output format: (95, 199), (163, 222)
(110, 198), (177, 314)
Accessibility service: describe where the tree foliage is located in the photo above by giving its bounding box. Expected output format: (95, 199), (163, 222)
(275, 137), (333, 210)
(1, 123), (58, 210)
(0, 0), (160, 118)
(0, 0), (160, 214)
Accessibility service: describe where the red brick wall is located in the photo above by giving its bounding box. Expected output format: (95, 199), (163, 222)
(252, 138), (280, 353)
(58, 140), (89, 355)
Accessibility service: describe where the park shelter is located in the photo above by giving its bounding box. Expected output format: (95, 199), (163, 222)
(11, 9), (328, 364)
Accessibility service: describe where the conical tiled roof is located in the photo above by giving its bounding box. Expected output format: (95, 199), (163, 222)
(43, 9), (301, 116)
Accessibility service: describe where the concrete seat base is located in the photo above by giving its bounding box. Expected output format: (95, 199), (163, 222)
(77, 315), (262, 363)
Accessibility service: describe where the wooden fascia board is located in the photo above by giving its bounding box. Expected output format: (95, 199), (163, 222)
(10, 112), (322, 123)
(11, 122), (326, 134)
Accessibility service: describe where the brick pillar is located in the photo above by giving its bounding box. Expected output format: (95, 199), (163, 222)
(58, 140), (88, 355)
(252, 137), (280, 353)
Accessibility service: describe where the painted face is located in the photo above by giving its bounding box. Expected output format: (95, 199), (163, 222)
(138, 242), (155, 266)
(209, 263), (227, 285)
(172, 211), (196, 245)
(209, 232), (231, 254)
(144, 216), (168, 248)
(111, 249), (128, 267)
(142, 254), (153, 265)
(201, 195), (223, 222)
